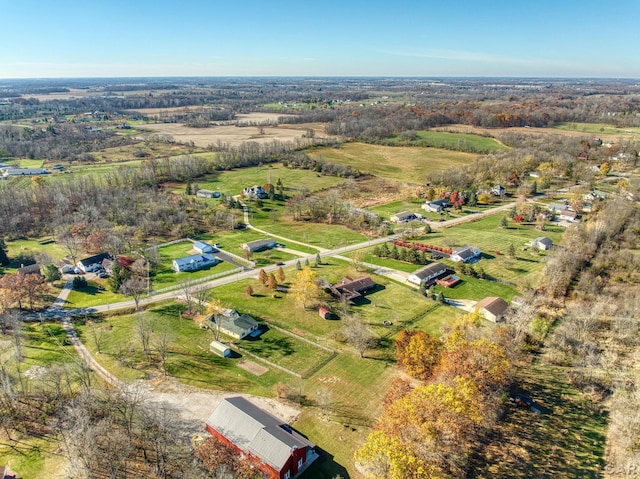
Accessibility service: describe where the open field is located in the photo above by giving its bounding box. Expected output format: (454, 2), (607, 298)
(5, 237), (67, 266)
(384, 130), (508, 153)
(190, 162), (347, 197)
(136, 122), (310, 148)
(308, 142), (478, 183)
(551, 121), (640, 136)
(435, 123), (638, 142)
(64, 279), (127, 308)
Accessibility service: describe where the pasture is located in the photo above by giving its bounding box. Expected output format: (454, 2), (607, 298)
(308, 142), (478, 183)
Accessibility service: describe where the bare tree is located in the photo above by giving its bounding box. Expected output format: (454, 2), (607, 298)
(119, 277), (147, 311)
(136, 314), (152, 357)
(153, 329), (174, 376)
(342, 315), (377, 358)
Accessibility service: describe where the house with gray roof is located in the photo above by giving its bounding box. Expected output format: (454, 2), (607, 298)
(206, 396), (317, 479)
(475, 296), (510, 322)
(451, 246), (481, 263)
(407, 262), (447, 286)
(209, 309), (261, 339)
(530, 237), (553, 250)
(422, 198), (449, 213)
(390, 211), (420, 223)
(241, 238), (277, 253)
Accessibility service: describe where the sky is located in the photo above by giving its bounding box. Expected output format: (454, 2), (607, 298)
(1, 0), (639, 78)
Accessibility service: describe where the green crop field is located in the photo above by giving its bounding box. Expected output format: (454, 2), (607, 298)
(308, 142), (478, 183)
(383, 130), (507, 154)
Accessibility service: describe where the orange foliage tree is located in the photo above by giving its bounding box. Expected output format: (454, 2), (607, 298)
(395, 330), (442, 381)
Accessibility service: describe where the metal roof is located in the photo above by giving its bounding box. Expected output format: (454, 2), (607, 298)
(206, 397), (314, 472)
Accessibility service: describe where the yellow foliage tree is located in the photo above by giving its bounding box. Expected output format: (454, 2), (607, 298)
(395, 330), (442, 381)
(290, 266), (321, 309)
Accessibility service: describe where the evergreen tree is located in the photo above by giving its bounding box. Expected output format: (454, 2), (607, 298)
(305, 258), (310, 268)
(507, 243), (516, 258)
(500, 216), (508, 229)
(315, 253), (322, 267)
(185, 180), (192, 195)
(0, 238), (9, 266)
(296, 259), (302, 270)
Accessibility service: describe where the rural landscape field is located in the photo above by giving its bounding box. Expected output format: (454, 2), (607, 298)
(1, 67), (639, 479)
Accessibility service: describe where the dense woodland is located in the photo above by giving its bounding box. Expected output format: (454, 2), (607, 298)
(0, 77), (639, 478)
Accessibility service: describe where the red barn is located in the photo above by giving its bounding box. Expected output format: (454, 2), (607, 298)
(206, 397), (318, 479)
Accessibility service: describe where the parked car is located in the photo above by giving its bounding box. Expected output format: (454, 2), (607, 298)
(97, 272), (109, 279)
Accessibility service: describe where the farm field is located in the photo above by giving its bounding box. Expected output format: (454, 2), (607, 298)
(136, 122), (310, 148)
(308, 142), (478, 183)
(551, 121), (640, 136)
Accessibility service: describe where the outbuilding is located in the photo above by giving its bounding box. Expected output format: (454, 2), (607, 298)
(209, 340), (232, 358)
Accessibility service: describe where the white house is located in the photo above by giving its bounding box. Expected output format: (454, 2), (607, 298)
(407, 262), (447, 286)
(530, 237), (553, 250)
(209, 309), (261, 339)
(450, 246), (481, 263)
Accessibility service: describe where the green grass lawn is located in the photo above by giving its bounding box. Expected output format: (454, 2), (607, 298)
(77, 303), (292, 393)
(366, 198), (428, 220)
(0, 437), (66, 479)
(308, 142), (478, 183)
(249, 206), (368, 249)
(383, 130), (507, 154)
(5, 237), (67, 268)
(64, 280), (126, 308)
(153, 240), (239, 290)
(433, 275), (519, 301)
(237, 327), (334, 377)
(190, 161), (347, 197)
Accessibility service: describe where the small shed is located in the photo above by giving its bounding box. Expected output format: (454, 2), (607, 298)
(210, 340), (232, 358)
(319, 307), (331, 320)
(193, 241), (215, 254)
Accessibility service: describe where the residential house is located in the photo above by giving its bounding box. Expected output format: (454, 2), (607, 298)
(242, 238), (277, 253)
(209, 309), (261, 339)
(196, 189), (220, 199)
(530, 237), (553, 250)
(491, 185), (506, 196)
(422, 198), (449, 213)
(475, 297), (510, 322)
(407, 262), (447, 286)
(390, 211), (420, 223)
(243, 185), (268, 199)
(172, 253), (219, 273)
(334, 276), (376, 302)
(559, 210), (578, 222)
(206, 396), (318, 479)
(193, 241), (215, 254)
(209, 340), (232, 358)
(77, 253), (111, 273)
(450, 246), (481, 263)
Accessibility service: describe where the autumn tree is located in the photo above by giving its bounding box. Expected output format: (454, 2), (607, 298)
(267, 272), (278, 290)
(276, 266), (285, 283)
(258, 268), (268, 285)
(395, 330), (442, 381)
(290, 266), (321, 309)
(245, 284), (254, 298)
(206, 299), (225, 340)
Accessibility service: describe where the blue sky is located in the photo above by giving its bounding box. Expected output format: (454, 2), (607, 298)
(1, 0), (639, 78)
